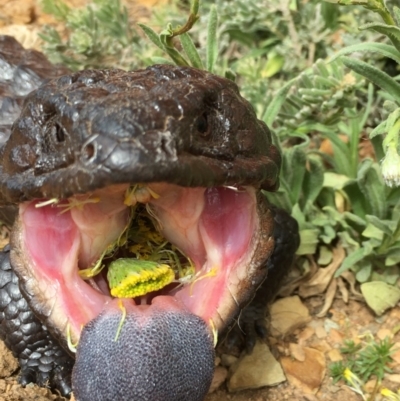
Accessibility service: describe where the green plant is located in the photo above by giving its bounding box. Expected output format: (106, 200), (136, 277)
(330, 336), (396, 399)
(327, 0), (400, 187)
(39, 0), (148, 70)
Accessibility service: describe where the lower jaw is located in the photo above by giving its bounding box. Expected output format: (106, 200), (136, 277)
(9, 182), (275, 348)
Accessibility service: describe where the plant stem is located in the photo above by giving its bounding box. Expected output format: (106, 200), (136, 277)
(338, 0), (396, 26)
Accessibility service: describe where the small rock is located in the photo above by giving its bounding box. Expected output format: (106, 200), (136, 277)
(328, 328), (344, 344)
(221, 354), (238, 368)
(391, 343), (400, 367)
(289, 343), (305, 362)
(387, 374), (400, 383)
(315, 326), (327, 339)
(280, 347), (326, 394)
(296, 327), (315, 343)
(208, 366), (228, 393)
(328, 349), (343, 362)
(323, 319), (339, 333)
(0, 341), (18, 378)
(377, 328), (392, 340)
(364, 379), (377, 393)
(309, 339), (331, 353)
(270, 296), (311, 337)
(228, 342), (286, 392)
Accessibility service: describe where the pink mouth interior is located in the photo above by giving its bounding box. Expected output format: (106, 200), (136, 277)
(20, 183), (257, 340)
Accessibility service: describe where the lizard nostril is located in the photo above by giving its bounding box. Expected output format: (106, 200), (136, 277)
(82, 142), (96, 162)
(54, 123), (65, 143)
(195, 112), (210, 137)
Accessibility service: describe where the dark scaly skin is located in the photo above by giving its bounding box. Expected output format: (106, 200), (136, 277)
(0, 245), (73, 396)
(0, 36), (299, 398)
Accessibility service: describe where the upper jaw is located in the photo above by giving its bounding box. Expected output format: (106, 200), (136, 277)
(0, 65), (280, 205)
(9, 182), (275, 349)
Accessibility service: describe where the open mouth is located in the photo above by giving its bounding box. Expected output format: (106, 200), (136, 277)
(10, 182), (274, 348)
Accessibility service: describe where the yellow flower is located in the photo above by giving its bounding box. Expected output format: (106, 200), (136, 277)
(381, 388), (400, 401)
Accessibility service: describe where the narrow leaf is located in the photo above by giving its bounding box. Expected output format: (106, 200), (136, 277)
(303, 156), (324, 210)
(330, 42), (400, 65)
(341, 56), (400, 102)
(365, 215), (396, 236)
(320, 130), (352, 176)
(206, 5), (218, 73)
(359, 23), (400, 54)
(180, 33), (204, 69)
(286, 147), (307, 205)
(369, 120), (387, 139)
(357, 159), (387, 219)
(138, 23), (164, 50)
(263, 78), (296, 126)
(336, 247), (367, 276)
(263, 188), (293, 212)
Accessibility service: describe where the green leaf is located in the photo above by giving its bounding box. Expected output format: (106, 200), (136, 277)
(318, 245), (333, 265)
(336, 247), (369, 276)
(303, 156), (324, 210)
(362, 223), (384, 240)
(41, 0), (70, 20)
(355, 261), (372, 283)
(206, 5), (218, 73)
(341, 56), (400, 102)
(365, 215), (396, 236)
(360, 281), (400, 315)
(395, 6), (400, 27)
(343, 211), (367, 229)
(319, 130), (352, 176)
(369, 120), (387, 139)
(263, 78), (297, 127)
(359, 23), (400, 54)
(138, 23), (164, 51)
(263, 188), (293, 212)
(179, 33), (204, 69)
(297, 229), (320, 255)
(323, 172), (351, 190)
(330, 42), (400, 65)
(285, 147), (307, 205)
(386, 248), (400, 266)
(160, 27), (190, 66)
(263, 54), (284, 78)
(357, 160), (387, 219)
(291, 203), (306, 228)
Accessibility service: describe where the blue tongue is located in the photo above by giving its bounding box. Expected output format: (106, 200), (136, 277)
(72, 298), (215, 401)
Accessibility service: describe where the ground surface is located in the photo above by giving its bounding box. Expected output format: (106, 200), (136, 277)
(0, 1), (399, 400)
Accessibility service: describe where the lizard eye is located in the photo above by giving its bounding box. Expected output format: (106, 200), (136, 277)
(195, 113), (210, 137)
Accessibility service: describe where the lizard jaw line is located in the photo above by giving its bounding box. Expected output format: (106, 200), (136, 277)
(12, 183), (260, 345)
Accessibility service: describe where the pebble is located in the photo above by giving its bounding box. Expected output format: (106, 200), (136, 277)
(270, 296), (311, 337)
(228, 342), (286, 392)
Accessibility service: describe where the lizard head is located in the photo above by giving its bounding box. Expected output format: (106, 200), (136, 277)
(1, 65), (280, 400)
